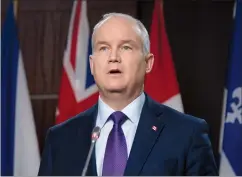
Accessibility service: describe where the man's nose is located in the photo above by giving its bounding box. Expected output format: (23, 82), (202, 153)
(108, 48), (121, 63)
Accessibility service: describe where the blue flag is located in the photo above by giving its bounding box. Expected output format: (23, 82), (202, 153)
(1, 2), (20, 175)
(1, 1), (40, 175)
(220, 0), (242, 175)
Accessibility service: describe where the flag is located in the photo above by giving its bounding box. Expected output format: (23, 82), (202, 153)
(219, 0), (242, 175)
(56, 0), (98, 124)
(145, 0), (184, 112)
(1, 1), (40, 175)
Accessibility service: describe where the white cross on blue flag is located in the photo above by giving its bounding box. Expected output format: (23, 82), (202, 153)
(220, 0), (242, 175)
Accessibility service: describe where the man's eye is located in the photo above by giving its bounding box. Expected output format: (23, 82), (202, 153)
(99, 46), (108, 51)
(122, 46), (132, 50)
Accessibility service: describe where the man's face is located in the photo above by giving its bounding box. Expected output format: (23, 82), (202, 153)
(90, 17), (153, 94)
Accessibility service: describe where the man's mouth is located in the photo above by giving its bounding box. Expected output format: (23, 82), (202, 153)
(108, 69), (122, 74)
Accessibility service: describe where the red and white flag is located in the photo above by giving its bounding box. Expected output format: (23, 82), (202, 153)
(145, 0), (184, 112)
(56, 0), (98, 124)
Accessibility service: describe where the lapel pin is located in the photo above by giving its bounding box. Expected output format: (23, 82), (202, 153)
(152, 126), (157, 131)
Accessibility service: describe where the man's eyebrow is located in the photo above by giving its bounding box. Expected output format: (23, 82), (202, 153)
(94, 41), (109, 46)
(94, 39), (137, 47)
(120, 39), (137, 44)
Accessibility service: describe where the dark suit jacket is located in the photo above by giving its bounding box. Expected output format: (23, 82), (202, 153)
(38, 94), (218, 176)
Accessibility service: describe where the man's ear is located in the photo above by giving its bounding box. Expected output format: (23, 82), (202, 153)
(145, 53), (154, 73)
(89, 55), (94, 75)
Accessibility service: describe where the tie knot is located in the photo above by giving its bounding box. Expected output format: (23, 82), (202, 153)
(109, 111), (127, 125)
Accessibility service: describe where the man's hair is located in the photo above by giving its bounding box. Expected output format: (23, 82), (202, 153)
(91, 13), (150, 55)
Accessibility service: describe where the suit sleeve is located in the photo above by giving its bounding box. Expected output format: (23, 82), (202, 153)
(185, 119), (218, 176)
(38, 129), (53, 176)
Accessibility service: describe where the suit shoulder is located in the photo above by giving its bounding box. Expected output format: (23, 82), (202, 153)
(48, 104), (97, 135)
(151, 99), (207, 130)
(165, 105), (205, 124)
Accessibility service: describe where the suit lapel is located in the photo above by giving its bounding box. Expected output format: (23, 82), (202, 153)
(124, 95), (166, 176)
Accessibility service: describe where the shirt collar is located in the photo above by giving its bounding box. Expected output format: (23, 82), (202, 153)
(97, 92), (145, 128)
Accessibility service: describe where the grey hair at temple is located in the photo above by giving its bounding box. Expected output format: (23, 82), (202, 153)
(91, 13), (150, 55)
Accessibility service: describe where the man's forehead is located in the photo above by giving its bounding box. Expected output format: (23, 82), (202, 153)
(93, 30), (141, 46)
(98, 20), (137, 34)
(94, 20), (141, 40)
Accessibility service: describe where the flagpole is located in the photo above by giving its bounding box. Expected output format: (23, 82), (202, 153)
(14, 0), (18, 18)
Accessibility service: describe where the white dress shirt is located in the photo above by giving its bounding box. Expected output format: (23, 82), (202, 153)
(95, 92), (145, 176)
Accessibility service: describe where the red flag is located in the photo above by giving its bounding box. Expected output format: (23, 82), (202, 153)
(56, 0), (98, 124)
(144, 0), (183, 112)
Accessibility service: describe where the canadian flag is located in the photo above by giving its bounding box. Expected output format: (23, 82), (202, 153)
(144, 0), (184, 112)
(56, 0), (98, 124)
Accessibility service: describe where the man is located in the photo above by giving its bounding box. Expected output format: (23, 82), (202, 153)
(38, 13), (218, 176)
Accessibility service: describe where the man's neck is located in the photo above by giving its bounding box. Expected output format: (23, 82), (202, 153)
(99, 89), (143, 111)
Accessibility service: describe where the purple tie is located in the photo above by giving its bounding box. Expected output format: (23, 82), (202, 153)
(102, 111), (128, 176)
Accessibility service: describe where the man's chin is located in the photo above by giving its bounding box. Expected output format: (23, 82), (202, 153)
(105, 87), (125, 93)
